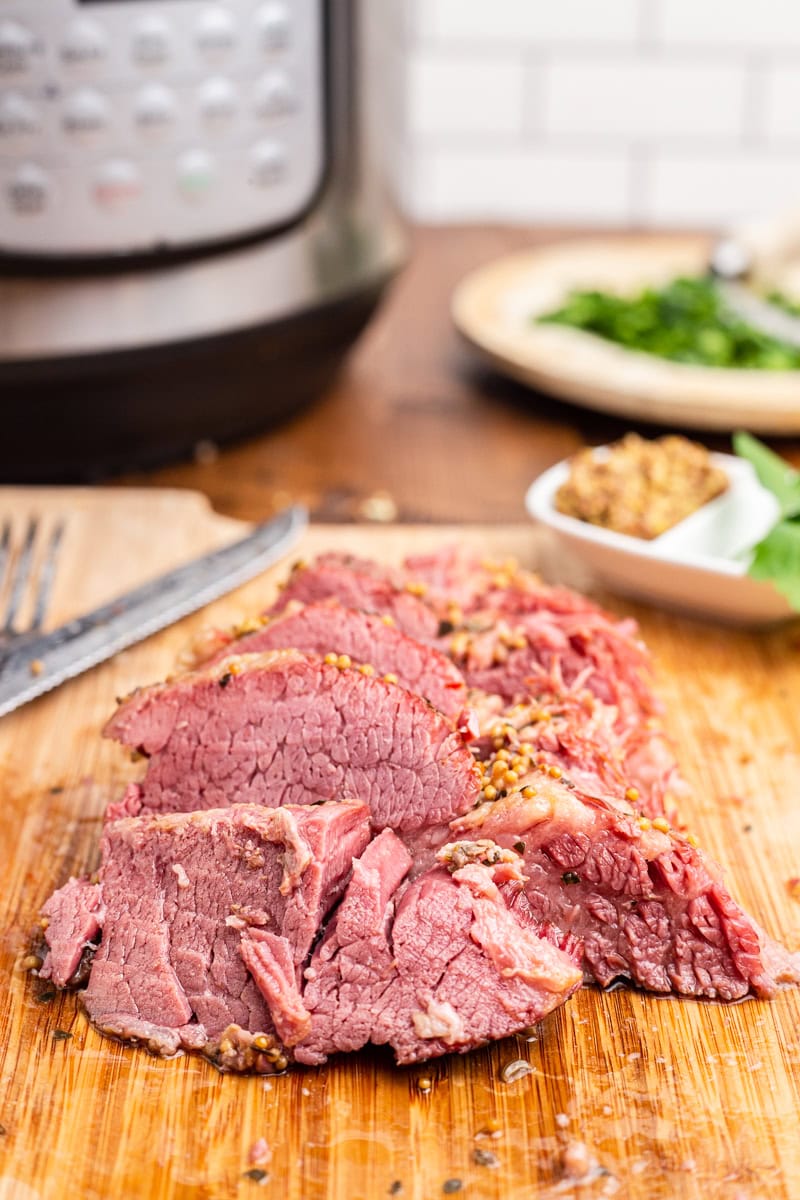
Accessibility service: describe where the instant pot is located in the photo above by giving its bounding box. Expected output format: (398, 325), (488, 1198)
(0, 0), (404, 479)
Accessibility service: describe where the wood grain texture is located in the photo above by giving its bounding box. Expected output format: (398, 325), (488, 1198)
(122, 226), (800, 527)
(1, 489), (799, 1200)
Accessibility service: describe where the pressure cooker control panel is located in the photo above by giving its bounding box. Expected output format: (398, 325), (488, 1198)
(0, 0), (324, 257)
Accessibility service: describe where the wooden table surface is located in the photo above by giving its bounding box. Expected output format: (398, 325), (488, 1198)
(125, 225), (800, 524)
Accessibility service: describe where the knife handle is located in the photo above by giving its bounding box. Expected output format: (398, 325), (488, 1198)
(726, 208), (800, 282)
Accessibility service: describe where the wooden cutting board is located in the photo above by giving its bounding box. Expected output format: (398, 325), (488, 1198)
(1, 488), (799, 1200)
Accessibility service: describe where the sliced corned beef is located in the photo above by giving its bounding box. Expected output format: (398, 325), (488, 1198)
(401, 548), (660, 731)
(36, 544), (799, 1077)
(42, 801), (369, 1060)
(444, 607), (657, 723)
(104, 650), (480, 832)
(40, 877), (105, 989)
(200, 600), (467, 720)
(454, 778), (800, 1000)
(266, 552), (655, 724)
(470, 682), (682, 820)
(293, 829), (413, 1064)
(269, 554), (439, 643)
(295, 835), (582, 1066)
(402, 546), (610, 619)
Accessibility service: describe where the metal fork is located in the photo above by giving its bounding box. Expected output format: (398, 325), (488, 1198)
(0, 517), (64, 650)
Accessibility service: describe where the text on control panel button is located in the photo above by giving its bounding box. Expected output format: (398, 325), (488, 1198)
(94, 158), (141, 209)
(0, 21), (35, 76)
(63, 88), (109, 139)
(198, 76), (238, 126)
(134, 82), (176, 133)
(249, 139), (286, 186)
(132, 17), (172, 67)
(255, 3), (291, 52)
(7, 163), (49, 215)
(176, 148), (216, 199)
(253, 70), (296, 118)
(196, 8), (237, 59)
(61, 20), (109, 68)
(0, 92), (39, 140)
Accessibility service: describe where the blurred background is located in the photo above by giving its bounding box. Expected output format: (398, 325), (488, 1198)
(3, 0), (800, 520)
(384, 0), (800, 229)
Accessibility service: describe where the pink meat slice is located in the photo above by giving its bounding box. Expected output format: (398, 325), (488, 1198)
(40, 877), (105, 989)
(454, 778), (800, 1001)
(470, 681), (683, 821)
(270, 554), (439, 643)
(295, 834), (582, 1066)
(293, 829), (413, 1063)
(42, 801), (369, 1057)
(201, 600), (468, 720)
(240, 928), (312, 1047)
(402, 545), (609, 618)
(104, 649), (480, 832)
(445, 607), (657, 723)
(402, 547), (661, 727)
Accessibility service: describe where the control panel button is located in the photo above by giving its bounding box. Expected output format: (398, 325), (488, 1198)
(61, 20), (109, 68)
(132, 16), (172, 67)
(176, 148), (216, 199)
(93, 158), (141, 209)
(198, 76), (238, 126)
(249, 139), (286, 186)
(253, 70), (296, 119)
(0, 92), (39, 141)
(7, 163), (49, 215)
(196, 7), (237, 59)
(0, 21), (35, 76)
(63, 88), (109, 139)
(134, 82), (176, 134)
(255, 3), (290, 51)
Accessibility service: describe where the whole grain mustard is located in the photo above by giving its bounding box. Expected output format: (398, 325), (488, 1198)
(555, 433), (728, 539)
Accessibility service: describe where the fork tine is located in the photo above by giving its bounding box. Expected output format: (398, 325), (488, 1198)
(29, 520), (64, 633)
(0, 521), (10, 586)
(3, 517), (39, 635)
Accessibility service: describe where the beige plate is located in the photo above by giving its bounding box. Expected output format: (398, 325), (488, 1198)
(452, 234), (800, 432)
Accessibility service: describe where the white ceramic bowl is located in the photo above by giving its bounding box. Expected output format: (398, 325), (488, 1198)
(525, 450), (795, 625)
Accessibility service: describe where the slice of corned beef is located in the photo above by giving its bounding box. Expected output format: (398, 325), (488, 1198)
(453, 777), (800, 1000)
(293, 829), (413, 1063)
(470, 680), (683, 821)
(294, 835), (582, 1066)
(268, 552), (655, 723)
(40, 877), (105, 989)
(400, 548), (660, 726)
(42, 801), (369, 1063)
(104, 650), (480, 831)
(402, 546), (608, 620)
(269, 554), (439, 643)
(200, 600), (468, 720)
(444, 607), (657, 723)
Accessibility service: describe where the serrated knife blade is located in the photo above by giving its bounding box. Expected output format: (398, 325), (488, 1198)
(0, 504), (308, 719)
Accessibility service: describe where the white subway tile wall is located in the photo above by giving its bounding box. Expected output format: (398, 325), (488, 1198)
(390, 0), (800, 225)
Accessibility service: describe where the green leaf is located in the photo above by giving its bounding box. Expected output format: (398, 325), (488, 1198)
(748, 520), (800, 609)
(733, 431), (800, 518)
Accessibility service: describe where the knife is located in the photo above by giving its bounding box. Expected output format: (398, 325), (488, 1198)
(0, 504), (308, 719)
(710, 209), (800, 347)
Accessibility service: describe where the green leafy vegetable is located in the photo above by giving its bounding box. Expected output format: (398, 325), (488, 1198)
(732, 431), (800, 518)
(537, 277), (800, 370)
(734, 432), (800, 609)
(748, 522), (800, 609)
